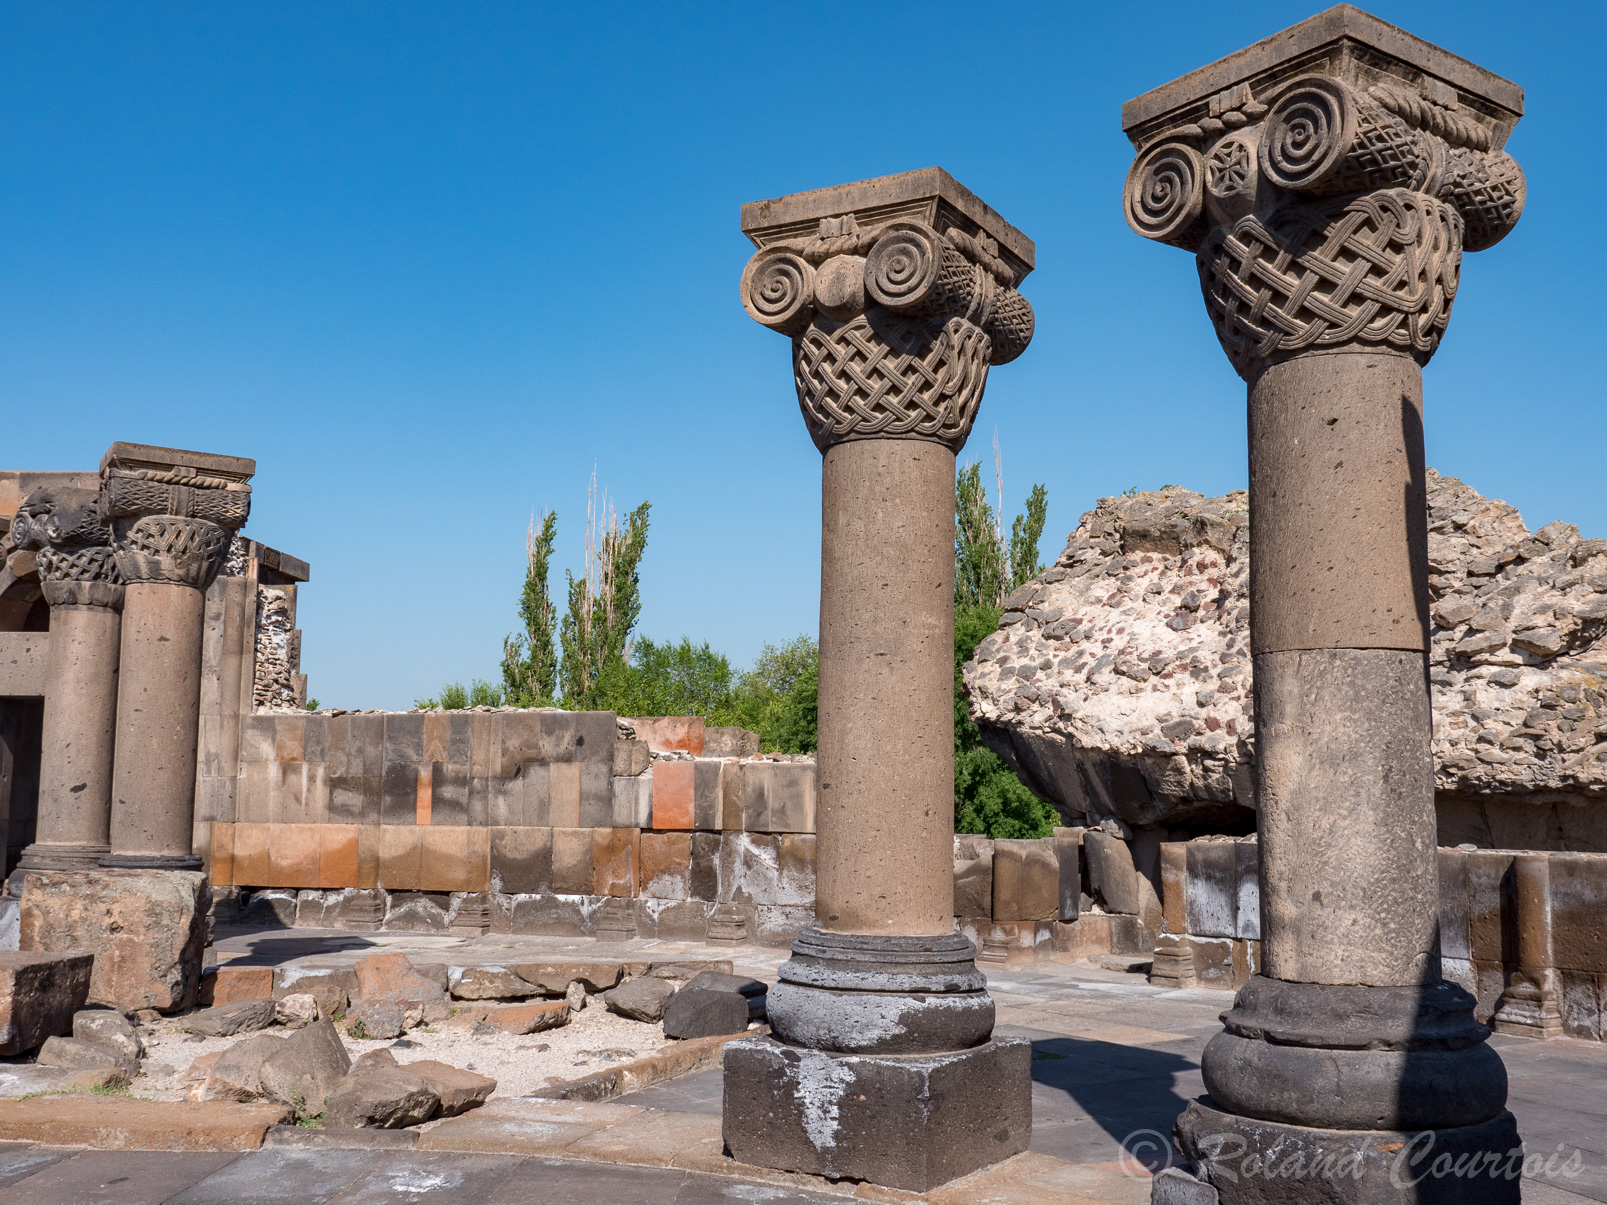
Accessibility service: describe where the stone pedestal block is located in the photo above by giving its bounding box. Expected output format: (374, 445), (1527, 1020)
(992, 839), (1058, 922)
(0, 951), (94, 1054)
(18, 869), (207, 1012)
(722, 1034), (1031, 1192)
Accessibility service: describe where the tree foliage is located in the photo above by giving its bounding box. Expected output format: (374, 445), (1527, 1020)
(501, 509), (559, 707)
(729, 635), (818, 754)
(558, 474), (651, 709)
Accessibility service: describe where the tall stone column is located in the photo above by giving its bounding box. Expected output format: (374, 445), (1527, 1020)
(723, 168), (1037, 1192)
(6, 487), (122, 887)
(100, 443), (253, 870)
(1122, 9), (1526, 1203)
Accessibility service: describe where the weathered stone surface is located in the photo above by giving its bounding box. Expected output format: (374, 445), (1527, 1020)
(991, 839), (1058, 922)
(193, 1032), (284, 1101)
(603, 976), (676, 1022)
(441, 999), (569, 1035)
(207, 965), (274, 1007)
(345, 1001), (407, 1040)
(258, 1017), (351, 1109)
(324, 1066), (439, 1129)
(964, 474), (1607, 840)
(951, 839), (993, 918)
(0, 1095), (289, 1150)
(446, 965), (533, 1000)
(72, 1009), (143, 1063)
(0, 1065), (128, 1099)
(661, 972), (764, 1040)
(181, 997), (275, 1037)
(353, 952), (448, 1022)
(19, 869), (207, 1012)
(36, 1034), (137, 1076)
(274, 993), (319, 1026)
(0, 951), (92, 1054)
(272, 965), (356, 1017)
(403, 1059), (495, 1115)
(512, 960), (622, 994)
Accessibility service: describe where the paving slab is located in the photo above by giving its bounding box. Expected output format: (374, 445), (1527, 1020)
(0, 1146), (67, 1192)
(322, 1152), (523, 1205)
(164, 1148), (384, 1204)
(0, 1150), (236, 1204)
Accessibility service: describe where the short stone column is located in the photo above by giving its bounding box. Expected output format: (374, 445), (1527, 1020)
(723, 169), (1036, 1192)
(100, 443), (253, 870)
(6, 487), (123, 886)
(1122, 9), (1525, 1202)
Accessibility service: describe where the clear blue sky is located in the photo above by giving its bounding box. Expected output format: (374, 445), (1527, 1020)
(4, 2), (1601, 711)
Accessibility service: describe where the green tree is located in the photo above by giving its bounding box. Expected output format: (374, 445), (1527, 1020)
(414, 679), (504, 710)
(558, 472), (651, 708)
(502, 509), (559, 707)
(591, 637), (736, 722)
(956, 437), (1048, 609)
(729, 635), (818, 753)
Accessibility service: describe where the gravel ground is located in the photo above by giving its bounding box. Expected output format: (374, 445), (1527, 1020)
(130, 996), (679, 1103)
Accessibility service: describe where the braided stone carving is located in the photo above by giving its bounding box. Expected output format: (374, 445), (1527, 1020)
(10, 488), (124, 609)
(101, 463), (251, 591)
(741, 214), (1033, 452)
(1125, 71), (1523, 378)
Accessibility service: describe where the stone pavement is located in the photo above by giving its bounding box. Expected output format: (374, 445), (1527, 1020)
(0, 927), (1597, 1203)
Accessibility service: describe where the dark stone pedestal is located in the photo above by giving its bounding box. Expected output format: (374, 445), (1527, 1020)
(1169, 1100), (1523, 1205)
(722, 1034), (1031, 1192)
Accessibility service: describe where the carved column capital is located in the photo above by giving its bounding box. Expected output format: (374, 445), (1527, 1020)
(98, 443), (255, 591)
(740, 169), (1035, 453)
(1123, 32), (1524, 379)
(10, 487), (123, 610)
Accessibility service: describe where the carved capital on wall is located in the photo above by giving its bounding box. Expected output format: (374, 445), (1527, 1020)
(98, 442), (255, 592)
(1120, 10), (1524, 379)
(740, 169), (1035, 453)
(10, 487), (124, 610)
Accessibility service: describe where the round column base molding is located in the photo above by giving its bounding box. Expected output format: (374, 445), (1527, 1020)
(766, 980), (995, 1055)
(99, 853), (205, 872)
(780, 927), (987, 994)
(6, 844), (112, 896)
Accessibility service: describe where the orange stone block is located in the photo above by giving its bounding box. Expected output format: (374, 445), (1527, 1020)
(230, 822), (271, 887)
(651, 761), (694, 830)
(552, 828), (595, 894)
(377, 825), (422, 891)
(548, 763), (581, 827)
(320, 824), (360, 889)
(443, 999), (570, 1035)
(210, 823), (235, 887)
(592, 827), (639, 898)
(356, 826), (381, 890)
(268, 823), (322, 889)
(209, 965), (273, 1006)
(274, 715), (305, 762)
(420, 826), (471, 893)
(0, 1096), (289, 1151)
(423, 712), (451, 763)
(416, 765), (433, 826)
(466, 827), (491, 893)
(639, 832), (692, 899)
(627, 716), (705, 755)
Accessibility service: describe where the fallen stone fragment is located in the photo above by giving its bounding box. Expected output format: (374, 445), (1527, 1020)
(0, 1096), (290, 1150)
(350, 1048), (397, 1075)
(274, 993), (319, 1027)
(443, 1000), (569, 1036)
(180, 1051), (221, 1085)
(203, 966), (273, 1007)
(446, 966), (535, 1000)
(648, 959), (733, 983)
(512, 961), (623, 994)
(35, 1035), (137, 1077)
(181, 998), (275, 1038)
(72, 1009), (144, 1064)
(272, 966), (356, 1018)
(565, 981), (587, 1012)
(603, 977), (677, 1023)
(258, 1018), (351, 1112)
(661, 972), (765, 1040)
(0, 1065), (128, 1099)
(0, 951), (93, 1055)
(353, 953), (448, 1022)
(403, 1059), (495, 1116)
(19, 869), (207, 1013)
(190, 1032), (284, 1102)
(345, 1001), (407, 1041)
(324, 1066), (440, 1129)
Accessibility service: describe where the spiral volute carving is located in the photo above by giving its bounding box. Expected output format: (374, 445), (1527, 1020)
(1124, 141), (1207, 250)
(1259, 76), (1357, 192)
(741, 251), (815, 336)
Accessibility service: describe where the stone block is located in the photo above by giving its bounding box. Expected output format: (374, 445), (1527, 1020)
(1560, 970), (1605, 1042)
(592, 828), (639, 898)
(1083, 830), (1142, 916)
(37, 1034), (136, 1077)
(1233, 839), (1261, 941)
(612, 739), (650, 778)
(650, 760), (694, 830)
(73, 1009), (143, 1064)
(267, 822), (322, 889)
(753, 904), (815, 947)
(418, 826), (472, 894)
(692, 759), (724, 830)
(721, 1034), (1031, 1192)
(354, 952), (449, 1022)
(1549, 852), (1607, 972)
(689, 832), (720, 901)
(952, 845), (993, 919)
(383, 892), (452, 933)
(331, 887), (385, 930)
(443, 999), (569, 1035)
(237, 762), (271, 824)
(626, 715), (705, 755)
(210, 823), (236, 887)
(612, 775), (654, 828)
(1438, 846), (1472, 961)
(240, 888), (297, 927)
(1466, 850), (1517, 964)
(380, 764), (417, 827)
(500, 893), (592, 938)
(632, 898), (711, 941)
(1051, 914), (1112, 960)
(720, 760), (745, 830)
(273, 966), (357, 1017)
(640, 832), (692, 900)
(579, 762), (613, 827)
(992, 839), (1058, 922)
(207, 966), (274, 1007)
(324, 1066), (439, 1130)
(703, 726), (760, 758)
(376, 825), (423, 891)
(1160, 842), (1187, 934)
(0, 1093), (289, 1149)
(328, 776), (381, 827)
(182, 998), (275, 1037)
(406, 1059), (495, 1116)
(429, 763), (469, 826)
(1110, 913), (1155, 956)
(446, 966), (531, 1000)
(345, 715), (384, 777)
(0, 952), (93, 1054)
(603, 976), (676, 1022)
(512, 960), (621, 994)
(1054, 835), (1080, 923)
(490, 826), (552, 895)
(319, 825), (360, 890)
(20, 869), (206, 1013)
(258, 1018), (351, 1109)
(1185, 841), (1237, 938)
(548, 763), (581, 828)
(740, 760), (816, 833)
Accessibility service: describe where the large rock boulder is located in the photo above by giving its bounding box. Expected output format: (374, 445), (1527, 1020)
(964, 473), (1607, 848)
(19, 870), (207, 1012)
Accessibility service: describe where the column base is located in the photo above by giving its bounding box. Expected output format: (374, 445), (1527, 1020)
(7, 845), (111, 896)
(722, 1034), (1031, 1192)
(1171, 1100), (1522, 1204)
(100, 853), (204, 871)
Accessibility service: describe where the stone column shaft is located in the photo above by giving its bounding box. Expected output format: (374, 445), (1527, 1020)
(1122, 8), (1526, 1202)
(725, 168), (1037, 1193)
(816, 438), (955, 937)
